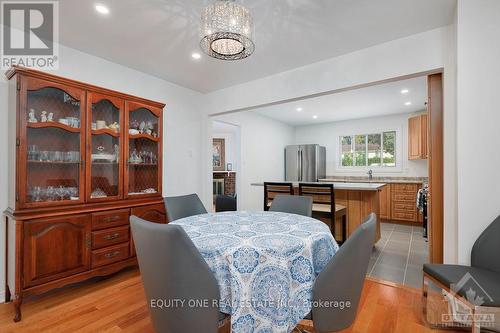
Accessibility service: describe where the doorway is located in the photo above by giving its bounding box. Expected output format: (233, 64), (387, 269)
(211, 120), (241, 212)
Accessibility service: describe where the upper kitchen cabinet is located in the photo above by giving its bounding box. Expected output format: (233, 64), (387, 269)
(408, 113), (428, 160)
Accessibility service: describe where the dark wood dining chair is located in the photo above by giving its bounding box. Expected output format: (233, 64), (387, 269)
(269, 195), (313, 217)
(263, 182), (294, 211)
(130, 216), (230, 333)
(164, 193), (207, 222)
(299, 183), (347, 244)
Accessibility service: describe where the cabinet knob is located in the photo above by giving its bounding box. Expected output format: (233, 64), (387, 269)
(104, 251), (120, 258)
(103, 233), (120, 240)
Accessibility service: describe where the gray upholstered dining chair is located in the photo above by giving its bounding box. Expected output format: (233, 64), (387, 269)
(423, 215), (500, 333)
(164, 193), (207, 222)
(299, 213), (376, 333)
(269, 194), (313, 217)
(130, 216), (229, 333)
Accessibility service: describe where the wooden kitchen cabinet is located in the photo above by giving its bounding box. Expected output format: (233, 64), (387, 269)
(378, 183), (423, 223)
(391, 183), (420, 222)
(408, 114), (428, 160)
(379, 184), (391, 220)
(23, 215), (91, 288)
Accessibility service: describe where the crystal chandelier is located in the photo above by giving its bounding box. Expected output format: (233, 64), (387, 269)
(200, 0), (255, 60)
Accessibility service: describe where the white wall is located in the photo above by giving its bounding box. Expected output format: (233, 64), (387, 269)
(213, 112), (295, 211)
(455, 0), (500, 264)
(0, 44), (205, 302)
(294, 112), (428, 177)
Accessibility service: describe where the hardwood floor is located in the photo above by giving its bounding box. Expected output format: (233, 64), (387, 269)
(0, 269), (463, 333)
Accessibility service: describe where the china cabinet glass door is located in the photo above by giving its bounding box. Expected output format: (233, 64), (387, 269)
(125, 102), (162, 197)
(86, 93), (124, 201)
(22, 77), (85, 207)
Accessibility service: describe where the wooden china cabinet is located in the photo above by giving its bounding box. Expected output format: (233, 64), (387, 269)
(3, 66), (167, 322)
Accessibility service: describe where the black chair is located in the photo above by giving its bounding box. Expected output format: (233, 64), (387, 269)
(215, 194), (237, 212)
(299, 183), (348, 244)
(164, 193), (207, 222)
(299, 213), (376, 333)
(130, 216), (229, 333)
(423, 215), (500, 333)
(263, 182), (294, 211)
(269, 195), (313, 217)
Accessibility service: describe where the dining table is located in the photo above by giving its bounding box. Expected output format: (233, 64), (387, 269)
(171, 211), (339, 333)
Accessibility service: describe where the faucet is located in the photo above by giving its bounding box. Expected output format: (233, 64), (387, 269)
(367, 169), (373, 181)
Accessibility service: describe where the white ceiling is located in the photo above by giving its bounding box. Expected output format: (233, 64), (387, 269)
(254, 76), (428, 126)
(59, 0), (456, 93)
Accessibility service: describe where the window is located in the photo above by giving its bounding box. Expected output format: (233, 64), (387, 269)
(340, 131), (396, 167)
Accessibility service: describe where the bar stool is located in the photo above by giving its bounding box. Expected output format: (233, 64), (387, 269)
(299, 183), (348, 244)
(263, 182), (294, 211)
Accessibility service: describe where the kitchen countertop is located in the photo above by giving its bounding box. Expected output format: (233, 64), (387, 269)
(319, 176), (427, 184)
(251, 181), (386, 191)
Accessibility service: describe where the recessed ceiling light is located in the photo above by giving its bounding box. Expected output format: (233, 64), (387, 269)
(296, 107), (303, 112)
(312, 115), (318, 119)
(405, 101), (412, 106)
(95, 4), (110, 15)
(191, 52), (201, 60)
(401, 89), (409, 94)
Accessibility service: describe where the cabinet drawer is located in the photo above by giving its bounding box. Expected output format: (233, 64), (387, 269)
(92, 209), (129, 230)
(392, 193), (415, 201)
(92, 243), (129, 268)
(392, 183), (418, 192)
(391, 211), (416, 221)
(392, 202), (417, 212)
(92, 226), (129, 249)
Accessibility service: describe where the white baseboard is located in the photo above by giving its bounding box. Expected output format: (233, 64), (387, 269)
(0, 290), (5, 304)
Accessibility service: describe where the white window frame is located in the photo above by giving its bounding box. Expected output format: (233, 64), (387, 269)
(337, 130), (399, 171)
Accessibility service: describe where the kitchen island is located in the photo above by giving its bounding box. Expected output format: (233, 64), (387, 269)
(251, 182), (385, 243)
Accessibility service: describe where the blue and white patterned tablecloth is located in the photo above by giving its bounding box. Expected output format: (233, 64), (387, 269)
(171, 211), (339, 333)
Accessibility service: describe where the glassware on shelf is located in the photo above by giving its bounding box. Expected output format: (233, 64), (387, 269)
(27, 145), (38, 160)
(28, 185), (79, 202)
(129, 149), (157, 165)
(28, 149), (80, 163)
(39, 151), (49, 162)
(46, 186), (56, 201)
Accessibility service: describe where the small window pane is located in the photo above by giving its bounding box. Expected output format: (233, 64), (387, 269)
(367, 134), (382, 166)
(383, 131), (396, 167)
(341, 136), (353, 166)
(354, 135), (367, 166)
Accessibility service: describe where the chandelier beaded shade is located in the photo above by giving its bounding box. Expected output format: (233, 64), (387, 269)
(200, 0), (255, 60)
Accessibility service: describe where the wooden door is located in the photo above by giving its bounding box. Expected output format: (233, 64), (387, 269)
(23, 214), (91, 288)
(428, 73), (444, 264)
(408, 115), (422, 160)
(379, 184), (391, 220)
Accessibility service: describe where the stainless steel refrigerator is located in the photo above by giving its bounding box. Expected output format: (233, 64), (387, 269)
(285, 144), (326, 182)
